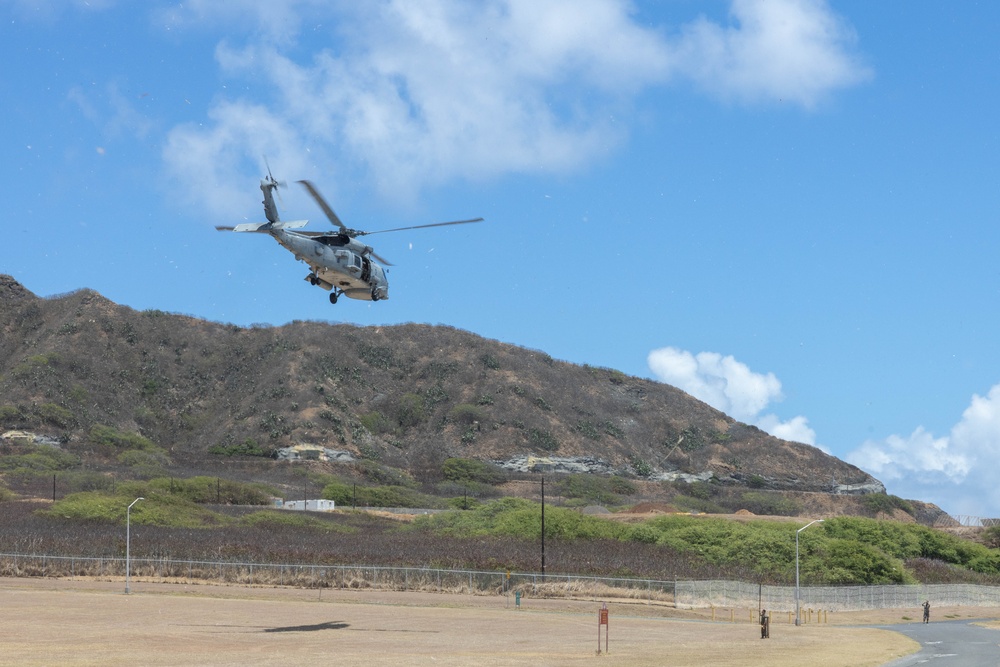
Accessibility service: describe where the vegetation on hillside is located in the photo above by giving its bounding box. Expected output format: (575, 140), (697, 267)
(6, 490), (998, 586)
(414, 500), (1000, 585)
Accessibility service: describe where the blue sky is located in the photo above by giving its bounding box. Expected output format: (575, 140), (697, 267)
(3, 1), (999, 518)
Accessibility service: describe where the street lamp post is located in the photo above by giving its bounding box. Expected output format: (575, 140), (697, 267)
(126, 497), (144, 594)
(795, 519), (824, 626)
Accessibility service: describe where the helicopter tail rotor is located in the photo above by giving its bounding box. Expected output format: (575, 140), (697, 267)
(263, 156), (287, 189)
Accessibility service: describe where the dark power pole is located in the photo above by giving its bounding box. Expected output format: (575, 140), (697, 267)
(541, 476), (546, 577)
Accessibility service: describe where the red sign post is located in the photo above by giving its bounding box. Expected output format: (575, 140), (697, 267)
(597, 603), (609, 654)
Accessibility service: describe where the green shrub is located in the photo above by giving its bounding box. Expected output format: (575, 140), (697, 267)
(0, 405), (26, 425)
(41, 491), (229, 528)
(418, 498), (631, 542)
(147, 476), (273, 505)
(982, 525), (1000, 549)
(677, 480), (718, 500)
(556, 475), (624, 506)
(442, 458), (505, 485)
(366, 486), (442, 508)
(733, 491), (801, 517)
(208, 439), (273, 457)
(360, 411), (393, 434)
(447, 496), (482, 510)
(608, 476), (638, 496)
(811, 538), (909, 585)
(238, 510), (355, 533)
(0, 445), (80, 472)
(38, 403), (75, 428)
(61, 471), (116, 493)
(354, 460), (416, 487)
(86, 425), (158, 454)
(527, 428), (558, 452)
(575, 421), (601, 440)
(448, 404), (483, 425)
(396, 393), (426, 429)
(631, 458), (653, 478)
(117, 449), (170, 468)
(862, 493), (915, 517)
(321, 481), (356, 506)
(321, 482), (443, 509)
(0, 483), (16, 502)
(358, 343), (396, 370)
(320, 480), (444, 509)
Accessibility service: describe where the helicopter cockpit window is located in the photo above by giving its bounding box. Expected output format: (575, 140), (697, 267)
(354, 255), (362, 269)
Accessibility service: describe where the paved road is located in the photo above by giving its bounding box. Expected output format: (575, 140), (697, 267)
(878, 620), (1000, 666)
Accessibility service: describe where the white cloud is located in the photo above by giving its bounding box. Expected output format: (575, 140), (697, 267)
(672, 0), (872, 107)
(647, 345), (1000, 516)
(847, 385), (1000, 517)
(67, 82), (154, 142)
(161, 0), (871, 212)
(756, 414), (817, 447)
(154, 0), (324, 46)
(647, 346), (816, 445)
(162, 101), (310, 218)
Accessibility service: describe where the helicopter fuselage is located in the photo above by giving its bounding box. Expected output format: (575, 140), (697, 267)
(270, 229), (388, 302)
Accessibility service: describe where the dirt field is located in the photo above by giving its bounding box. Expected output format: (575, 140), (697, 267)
(4, 577), (992, 667)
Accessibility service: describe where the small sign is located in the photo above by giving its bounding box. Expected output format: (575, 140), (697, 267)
(597, 603), (609, 654)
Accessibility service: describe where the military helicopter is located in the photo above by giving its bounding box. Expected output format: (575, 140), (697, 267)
(216, 171), (483, 304)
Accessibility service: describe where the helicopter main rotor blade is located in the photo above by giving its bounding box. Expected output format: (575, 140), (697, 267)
(297, 180), (347, 232)
(360, 217), (484, 236)
(370, 251), (394, 266)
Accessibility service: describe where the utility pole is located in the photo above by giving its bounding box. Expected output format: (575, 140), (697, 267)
(541, 476), (546, 577)
(795, 519), (824, 626)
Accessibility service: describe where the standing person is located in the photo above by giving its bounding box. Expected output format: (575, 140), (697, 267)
(922, 600), (930, 623)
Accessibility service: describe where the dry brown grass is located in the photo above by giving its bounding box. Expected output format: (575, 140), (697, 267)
(0, 576), (938, 666)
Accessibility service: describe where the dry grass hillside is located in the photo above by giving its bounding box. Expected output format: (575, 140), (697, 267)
(0, 274), (900, 511)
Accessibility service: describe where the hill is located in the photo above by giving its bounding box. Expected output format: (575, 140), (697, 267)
(0, 274), (921, 516)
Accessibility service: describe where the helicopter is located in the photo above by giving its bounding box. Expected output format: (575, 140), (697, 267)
(216, 172), (483, 304)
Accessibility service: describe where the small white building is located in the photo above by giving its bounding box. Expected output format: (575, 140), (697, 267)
(278, 498), (337, 511)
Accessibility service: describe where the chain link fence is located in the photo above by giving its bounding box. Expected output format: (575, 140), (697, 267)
(0, 552), (674, 603)
(4, 552), (997, 611)
(675, 579), (1000, 612)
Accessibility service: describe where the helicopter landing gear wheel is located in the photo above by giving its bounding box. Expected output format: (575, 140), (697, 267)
(371, 287), (380, 302)
(329, 292), (339, 304)
(307, 273), (319, 286)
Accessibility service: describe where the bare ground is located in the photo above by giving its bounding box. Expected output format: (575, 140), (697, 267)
(3, 577), (987, 667)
